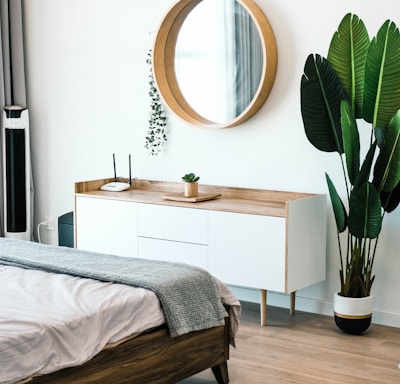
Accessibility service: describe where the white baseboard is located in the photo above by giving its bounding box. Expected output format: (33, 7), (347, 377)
(229, 286), (400, 328)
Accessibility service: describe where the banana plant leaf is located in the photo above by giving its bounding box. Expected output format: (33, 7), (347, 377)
(373, 109), (400, 193)
(362, 20), (400, 128)
(380, 180), (400, 213)
(374, 127), (387, 148)
(348, 182), (382, 239)
(325, 173), (347, 233)
(354, 141), (377, 190)
(300, 54), (347, 154)
(341, 100), (360, 185)
(328, 13), (370, 118)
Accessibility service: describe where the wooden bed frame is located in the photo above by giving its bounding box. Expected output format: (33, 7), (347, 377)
(27, 311), (230, 384)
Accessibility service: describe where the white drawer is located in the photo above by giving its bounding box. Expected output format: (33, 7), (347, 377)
(137, 203), (208, 245)
(138, 237), (208, 269)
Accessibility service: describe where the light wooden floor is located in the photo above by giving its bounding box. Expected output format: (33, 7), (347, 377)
(179, 302), (400, 384)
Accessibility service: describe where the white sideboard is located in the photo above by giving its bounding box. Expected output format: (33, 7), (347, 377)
(74, 178), (327, 325)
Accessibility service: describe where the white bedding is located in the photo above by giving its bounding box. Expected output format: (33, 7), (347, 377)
(0, 264), (240, 384)
(0, 265), (165, 384)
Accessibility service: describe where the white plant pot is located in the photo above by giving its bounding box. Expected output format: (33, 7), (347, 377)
(333, 292), (373, 334)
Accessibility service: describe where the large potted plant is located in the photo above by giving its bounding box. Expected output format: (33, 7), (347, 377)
(300, 14), (400, 334)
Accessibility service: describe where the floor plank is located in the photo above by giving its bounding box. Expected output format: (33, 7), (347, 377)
(179, 302), (400, 383)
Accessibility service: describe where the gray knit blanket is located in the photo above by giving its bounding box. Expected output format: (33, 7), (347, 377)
(0, 238), (226, 337)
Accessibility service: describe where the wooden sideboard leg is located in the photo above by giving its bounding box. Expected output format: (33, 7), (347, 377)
(260, 289), (267, 326)
(290, 291), (296, 315)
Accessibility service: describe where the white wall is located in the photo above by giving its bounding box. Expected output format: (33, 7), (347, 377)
(22, 0), (400, 327)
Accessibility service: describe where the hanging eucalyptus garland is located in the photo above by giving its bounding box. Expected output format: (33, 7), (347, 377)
(145, 50), (167, 156)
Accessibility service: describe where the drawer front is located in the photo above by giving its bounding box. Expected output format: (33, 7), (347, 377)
(75, 197), (137, 257)
(137, 203), (208, 245)
(138, 237), (208, 269)
(209, 211), (286, 291)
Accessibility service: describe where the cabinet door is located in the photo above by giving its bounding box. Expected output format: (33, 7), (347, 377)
(209, 211), (286, 291)
(138, 237), (208, 269)
(75, 197), (137, 257)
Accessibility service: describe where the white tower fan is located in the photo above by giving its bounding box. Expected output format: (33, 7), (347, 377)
(2, 105), (31, 240)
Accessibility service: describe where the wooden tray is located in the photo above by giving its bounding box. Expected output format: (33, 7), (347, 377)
(162, 192), (221, 203)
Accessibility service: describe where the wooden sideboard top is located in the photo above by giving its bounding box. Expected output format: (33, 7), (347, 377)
(75, 178), (324, 218)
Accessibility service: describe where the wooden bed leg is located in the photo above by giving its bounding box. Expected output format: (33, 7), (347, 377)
(260, 289), (267, 326)
(211, 362), (229, 384)
(290, 291), (296, 315)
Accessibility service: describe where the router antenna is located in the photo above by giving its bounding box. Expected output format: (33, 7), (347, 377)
(128, 154), (132, 185)
(113, 153), (117, 181)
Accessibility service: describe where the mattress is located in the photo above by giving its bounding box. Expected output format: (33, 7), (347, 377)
(0, 264), (165, 384)
(0, 263), (240, 384)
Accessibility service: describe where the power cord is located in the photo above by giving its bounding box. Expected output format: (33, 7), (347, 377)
(37, 220), (48, 243)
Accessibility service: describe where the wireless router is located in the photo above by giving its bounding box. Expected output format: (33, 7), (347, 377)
(100, 153), (132, 192)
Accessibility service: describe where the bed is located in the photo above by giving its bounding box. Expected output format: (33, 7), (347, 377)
(0, 238), (240, 384)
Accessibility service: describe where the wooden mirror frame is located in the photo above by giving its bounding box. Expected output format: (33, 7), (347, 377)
(152, 0), (278, 129)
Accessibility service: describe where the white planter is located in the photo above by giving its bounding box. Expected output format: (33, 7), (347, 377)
(334, 292), (373, 334)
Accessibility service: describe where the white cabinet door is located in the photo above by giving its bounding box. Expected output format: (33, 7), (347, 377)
(138, 237), (208, 269)
(209, 211), (286, 291)
(75, 197), (137, 257)
(137, 203), (208, 244)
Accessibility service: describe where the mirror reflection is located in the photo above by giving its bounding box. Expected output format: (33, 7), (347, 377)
(175, 0), (263, 125)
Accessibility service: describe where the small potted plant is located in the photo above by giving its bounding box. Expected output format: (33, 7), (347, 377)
(182, 173), (200, 197)
(300, 13), (400, 334)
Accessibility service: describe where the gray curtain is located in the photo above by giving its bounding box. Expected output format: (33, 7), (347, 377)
(0, 0), (28, 236)
(234, 2), (263, 116)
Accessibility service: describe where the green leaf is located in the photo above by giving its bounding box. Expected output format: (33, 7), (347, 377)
(363, 20), (400, 128)
(182, 173), (200, 182)
(373, 109), (400, 192)
(341, 100), (360, 185)
(380, 180), (400, 212)
(374, 127), (387, 148)
(328, 13), (370, 118)
(348, 182), (382, 239)
(301, 54), (348, 153)
(354, 141), (377, 189)
(325, 173), (347, 232)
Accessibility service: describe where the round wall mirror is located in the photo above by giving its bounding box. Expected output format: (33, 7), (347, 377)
(152, 0), (278, 129)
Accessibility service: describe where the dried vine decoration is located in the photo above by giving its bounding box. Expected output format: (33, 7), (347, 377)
(145, 50), (167, 155)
